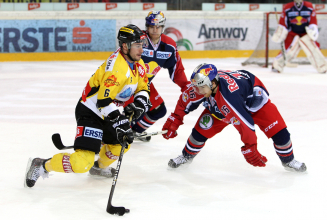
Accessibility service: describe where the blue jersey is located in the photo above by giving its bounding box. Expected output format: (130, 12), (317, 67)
(280, 1), (317, 34)
(141, 33), (188, 89)
(172, 70), (271, 147)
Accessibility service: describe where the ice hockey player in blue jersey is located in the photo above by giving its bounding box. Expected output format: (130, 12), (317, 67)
(162, 63), (307, 172)
(124, 11), (189, 142)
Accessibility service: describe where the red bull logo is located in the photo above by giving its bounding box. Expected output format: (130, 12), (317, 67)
(290, 16), (308, 25)
(200, 67), (213, 76)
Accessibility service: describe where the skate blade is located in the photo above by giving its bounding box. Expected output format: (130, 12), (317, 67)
(24, 158), (33, 188)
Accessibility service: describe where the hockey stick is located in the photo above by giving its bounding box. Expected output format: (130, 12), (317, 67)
(106, 138), (129, 216)
(274, 7), (298, 68)
(52, 130), (168, 150)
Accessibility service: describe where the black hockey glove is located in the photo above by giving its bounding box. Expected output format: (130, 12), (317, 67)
(124, 96), (151, 122)
(108, 111), (134, 147)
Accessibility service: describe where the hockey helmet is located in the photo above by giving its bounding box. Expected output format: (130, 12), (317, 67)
(117, 24), (148, 49)
(190, 63), (218, 90)
(145, 11), (166, 27)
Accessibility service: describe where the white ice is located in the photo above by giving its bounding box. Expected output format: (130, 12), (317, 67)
(1, 58), (326, 220)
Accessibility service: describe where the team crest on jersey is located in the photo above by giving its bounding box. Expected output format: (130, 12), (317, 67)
(104, 75), (120, 87)
(230, 117), (240, 125)
(142, 49), (154, 58)
(182, 92), (189, 102)
(157, 51), (172, 59)
(199, 114), (213, 130)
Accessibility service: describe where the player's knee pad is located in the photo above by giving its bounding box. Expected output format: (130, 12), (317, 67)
(98, 143), (130, 168)
(191, 128), (208, 143)
(147, 102), (167, 120)
(46, 149), (95, 173)
(271, 128), (290, 145)
(299, 35), (327, 73)
(271, 128), (294, 163)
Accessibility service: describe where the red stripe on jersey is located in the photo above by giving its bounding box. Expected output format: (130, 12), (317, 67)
(82, 81), (92, 102)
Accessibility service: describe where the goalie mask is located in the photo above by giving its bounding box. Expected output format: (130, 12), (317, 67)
(190, 63), (218, 94)
(294, 0), (303, 7)
(117, 24), (148, 49)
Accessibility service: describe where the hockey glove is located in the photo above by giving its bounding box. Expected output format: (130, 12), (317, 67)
(162, 113), (183, 140)
(124, 96), (151, 122)
(241, 145), (267, 167)
(109, 111), (134, 147)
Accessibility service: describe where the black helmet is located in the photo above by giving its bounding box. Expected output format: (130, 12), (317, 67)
(117, 24), (148, 49)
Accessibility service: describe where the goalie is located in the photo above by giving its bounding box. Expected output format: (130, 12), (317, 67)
(271, 0), (327, 73)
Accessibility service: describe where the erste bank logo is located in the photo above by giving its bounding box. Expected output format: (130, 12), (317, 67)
(73, 20), (91, 44)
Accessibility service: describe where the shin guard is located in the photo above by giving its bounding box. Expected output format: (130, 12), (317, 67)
(271, 128), (294, 163)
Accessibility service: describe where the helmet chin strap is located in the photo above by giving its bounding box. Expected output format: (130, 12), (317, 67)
(122, 48), (136, 62)
(211, 84), (218, 94)
(127, 50), (136, 62)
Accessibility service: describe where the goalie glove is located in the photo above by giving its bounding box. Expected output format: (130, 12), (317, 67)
(124, 96), (151, 122)
(108, 110), (134, 146)
(241, 145), (267, 167)
(305, 24), (319, 41)
(162, 113), (183, 140)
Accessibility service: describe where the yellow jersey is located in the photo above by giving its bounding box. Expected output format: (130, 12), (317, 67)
(81, 48), (150, 119)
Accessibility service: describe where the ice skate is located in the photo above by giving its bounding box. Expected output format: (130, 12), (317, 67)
(168, 155), (193, 168)
(25, 158), (49, 188)
(133, 131), (151, 142)
(282, 159), (307, 172)
(89, 161), (116, 178)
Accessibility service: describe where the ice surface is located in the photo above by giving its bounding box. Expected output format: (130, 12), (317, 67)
(1, 58), (326, 219)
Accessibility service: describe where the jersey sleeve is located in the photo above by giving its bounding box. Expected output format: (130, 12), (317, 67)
(171, 82), (205, 122)
(279, 5), (289, 28)
(309, 5), (318, 25)
(217, 71), (258, 148)
(161, 35), (189, 91)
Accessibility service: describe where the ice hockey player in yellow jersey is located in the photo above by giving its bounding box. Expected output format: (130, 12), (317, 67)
(25, 24), (151, 187)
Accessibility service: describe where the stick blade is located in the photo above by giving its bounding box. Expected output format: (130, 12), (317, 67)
(51, 133), (65, 150)
(107, 205), (130, 216)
